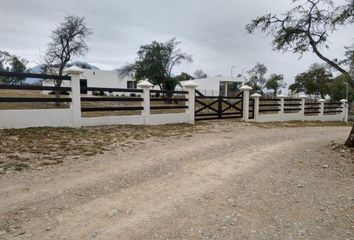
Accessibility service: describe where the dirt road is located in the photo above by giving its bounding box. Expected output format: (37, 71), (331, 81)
(0, 122), (353, 239)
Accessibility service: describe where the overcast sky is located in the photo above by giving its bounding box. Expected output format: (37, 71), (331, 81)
(0, 0), (353, 85)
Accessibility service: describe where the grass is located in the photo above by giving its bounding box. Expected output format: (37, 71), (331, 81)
(249, 121), (353, 128)
(0, 123), (208, 172)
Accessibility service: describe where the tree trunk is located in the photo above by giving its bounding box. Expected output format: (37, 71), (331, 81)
(345, 124), (354, 148)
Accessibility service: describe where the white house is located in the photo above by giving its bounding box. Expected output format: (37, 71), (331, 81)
(42, 68), (245, 97)
(180, 76), (245, 97)
(42, 69), (137, 96)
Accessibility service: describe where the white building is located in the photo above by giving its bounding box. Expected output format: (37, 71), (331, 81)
(180, 76), (245, 96)
(42, 69), (245, 97)
(42, 69), (137, 96)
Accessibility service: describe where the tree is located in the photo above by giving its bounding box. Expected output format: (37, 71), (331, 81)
(246, 0), (354, 147)
(0, 51), (10, 83)
(119, 38), (192, 96)
(0, 52), (28, 84)
(194, 69), (207, 79)
(246, 0), (353, 84)
(43, 15), (92, 94)
(175, 72), (194, 81)
(329, 74), (354, 102)
(290, 66), (332, 99)
(246, 63), (268, 92)
(265, 74), (286, 97)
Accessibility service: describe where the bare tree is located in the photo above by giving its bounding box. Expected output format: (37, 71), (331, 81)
(43, 15), (92, 94)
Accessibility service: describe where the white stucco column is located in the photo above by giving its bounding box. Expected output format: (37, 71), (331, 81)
(64, 66), (84, 127)
(299, 94), (307, 121)
(277, 94), (286, 121)
(183, 80), (198, 124)
(137, 80), (153, 125)
(240, 85), (253, 121)
(340, 99), (348, 122)
(318, 98), (326, 122)
(251, 93), (261, 121)
(224, 82), (228, 97)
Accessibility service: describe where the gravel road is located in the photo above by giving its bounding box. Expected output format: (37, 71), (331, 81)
(0, 121), (353, 240)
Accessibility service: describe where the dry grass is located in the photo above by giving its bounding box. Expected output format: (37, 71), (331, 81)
(249, 120), (352, 128)
(0, 123), (208, 172)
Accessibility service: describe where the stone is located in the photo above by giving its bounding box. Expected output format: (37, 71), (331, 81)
(108, 209), (119, 217)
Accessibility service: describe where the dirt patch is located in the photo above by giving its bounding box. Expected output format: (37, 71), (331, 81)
(0, 122), (353, 239)
(0, 123), (208, 172)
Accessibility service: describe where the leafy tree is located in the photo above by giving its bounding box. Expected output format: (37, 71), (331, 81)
(246, 0), (353, 84)
(0, 51), (10, 83)
(119, 38), (192, 96)
(329, 74), (354, 102)
(246, 0), (354, 147)
(8, 56), (28, 84)
(290, 66), (332, 99)
(245, 63), (268, 92)
(42, 15), (92, 93)
(175, 72), (194, 81)
(194, 69), (207, 79)
(265, 74), (286, 97)
(0, 52), (28, 84)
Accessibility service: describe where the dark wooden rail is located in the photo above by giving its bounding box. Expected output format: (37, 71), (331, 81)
(0, 71), (71, 80)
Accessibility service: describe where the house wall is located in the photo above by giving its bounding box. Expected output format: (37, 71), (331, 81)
(180, 77), (244, 96)
(42, 70), (136, 96)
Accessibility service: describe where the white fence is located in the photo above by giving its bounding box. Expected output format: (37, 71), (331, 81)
(239, 89), (348, 123)
(0, 67), (197, 129)
(0, 67), (348, 130)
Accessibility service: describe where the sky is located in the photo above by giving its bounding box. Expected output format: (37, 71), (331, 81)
(0, 0), (353, 86)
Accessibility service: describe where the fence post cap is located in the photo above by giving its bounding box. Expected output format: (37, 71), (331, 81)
(299, 94), (307, 99)
(251, 93), (261, 98)
(340, 99), (348, 103)
(137, 80), (153, 88)
(183, 80), (198, 88)
(277, 94), (286, 98)
(64, 66), (84, 75)
(318, 98), (326, 103)
(240, 85), (252, 91)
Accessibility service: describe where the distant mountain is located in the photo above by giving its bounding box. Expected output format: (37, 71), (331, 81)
(26, 62), (100, 84)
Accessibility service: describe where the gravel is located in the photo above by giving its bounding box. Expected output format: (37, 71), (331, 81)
(0, 120), (353, 240)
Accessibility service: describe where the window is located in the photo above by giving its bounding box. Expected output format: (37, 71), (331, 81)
(80, 79), (88, 94)
(127, 81), (137, 89)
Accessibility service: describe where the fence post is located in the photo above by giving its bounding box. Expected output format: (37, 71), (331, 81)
(299, 94), (307, 121)
(318, 99), (326, 121)
(251, 93), (261, 121)
(64, 66), (84, 128)
(183, 80), (198, 124)
(137, 80), (153, 125)
(277, 94), (286, 121)
(240, 85), (253, 121)
(340, 99), (348, 122)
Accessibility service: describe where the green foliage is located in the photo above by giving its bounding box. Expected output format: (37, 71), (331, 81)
(0, 52), (28, 84)
(290, 66), (332, 98)
(245, 63), (268, 92)
(175, 72), (194, 82)
(246, 0), (354, 84)
(119, 38), (192, 93)
(328, 74), (354, 102)
(265, 74), (286, 96)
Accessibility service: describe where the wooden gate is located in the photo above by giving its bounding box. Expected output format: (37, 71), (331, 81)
(195, 90), (247, 121)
